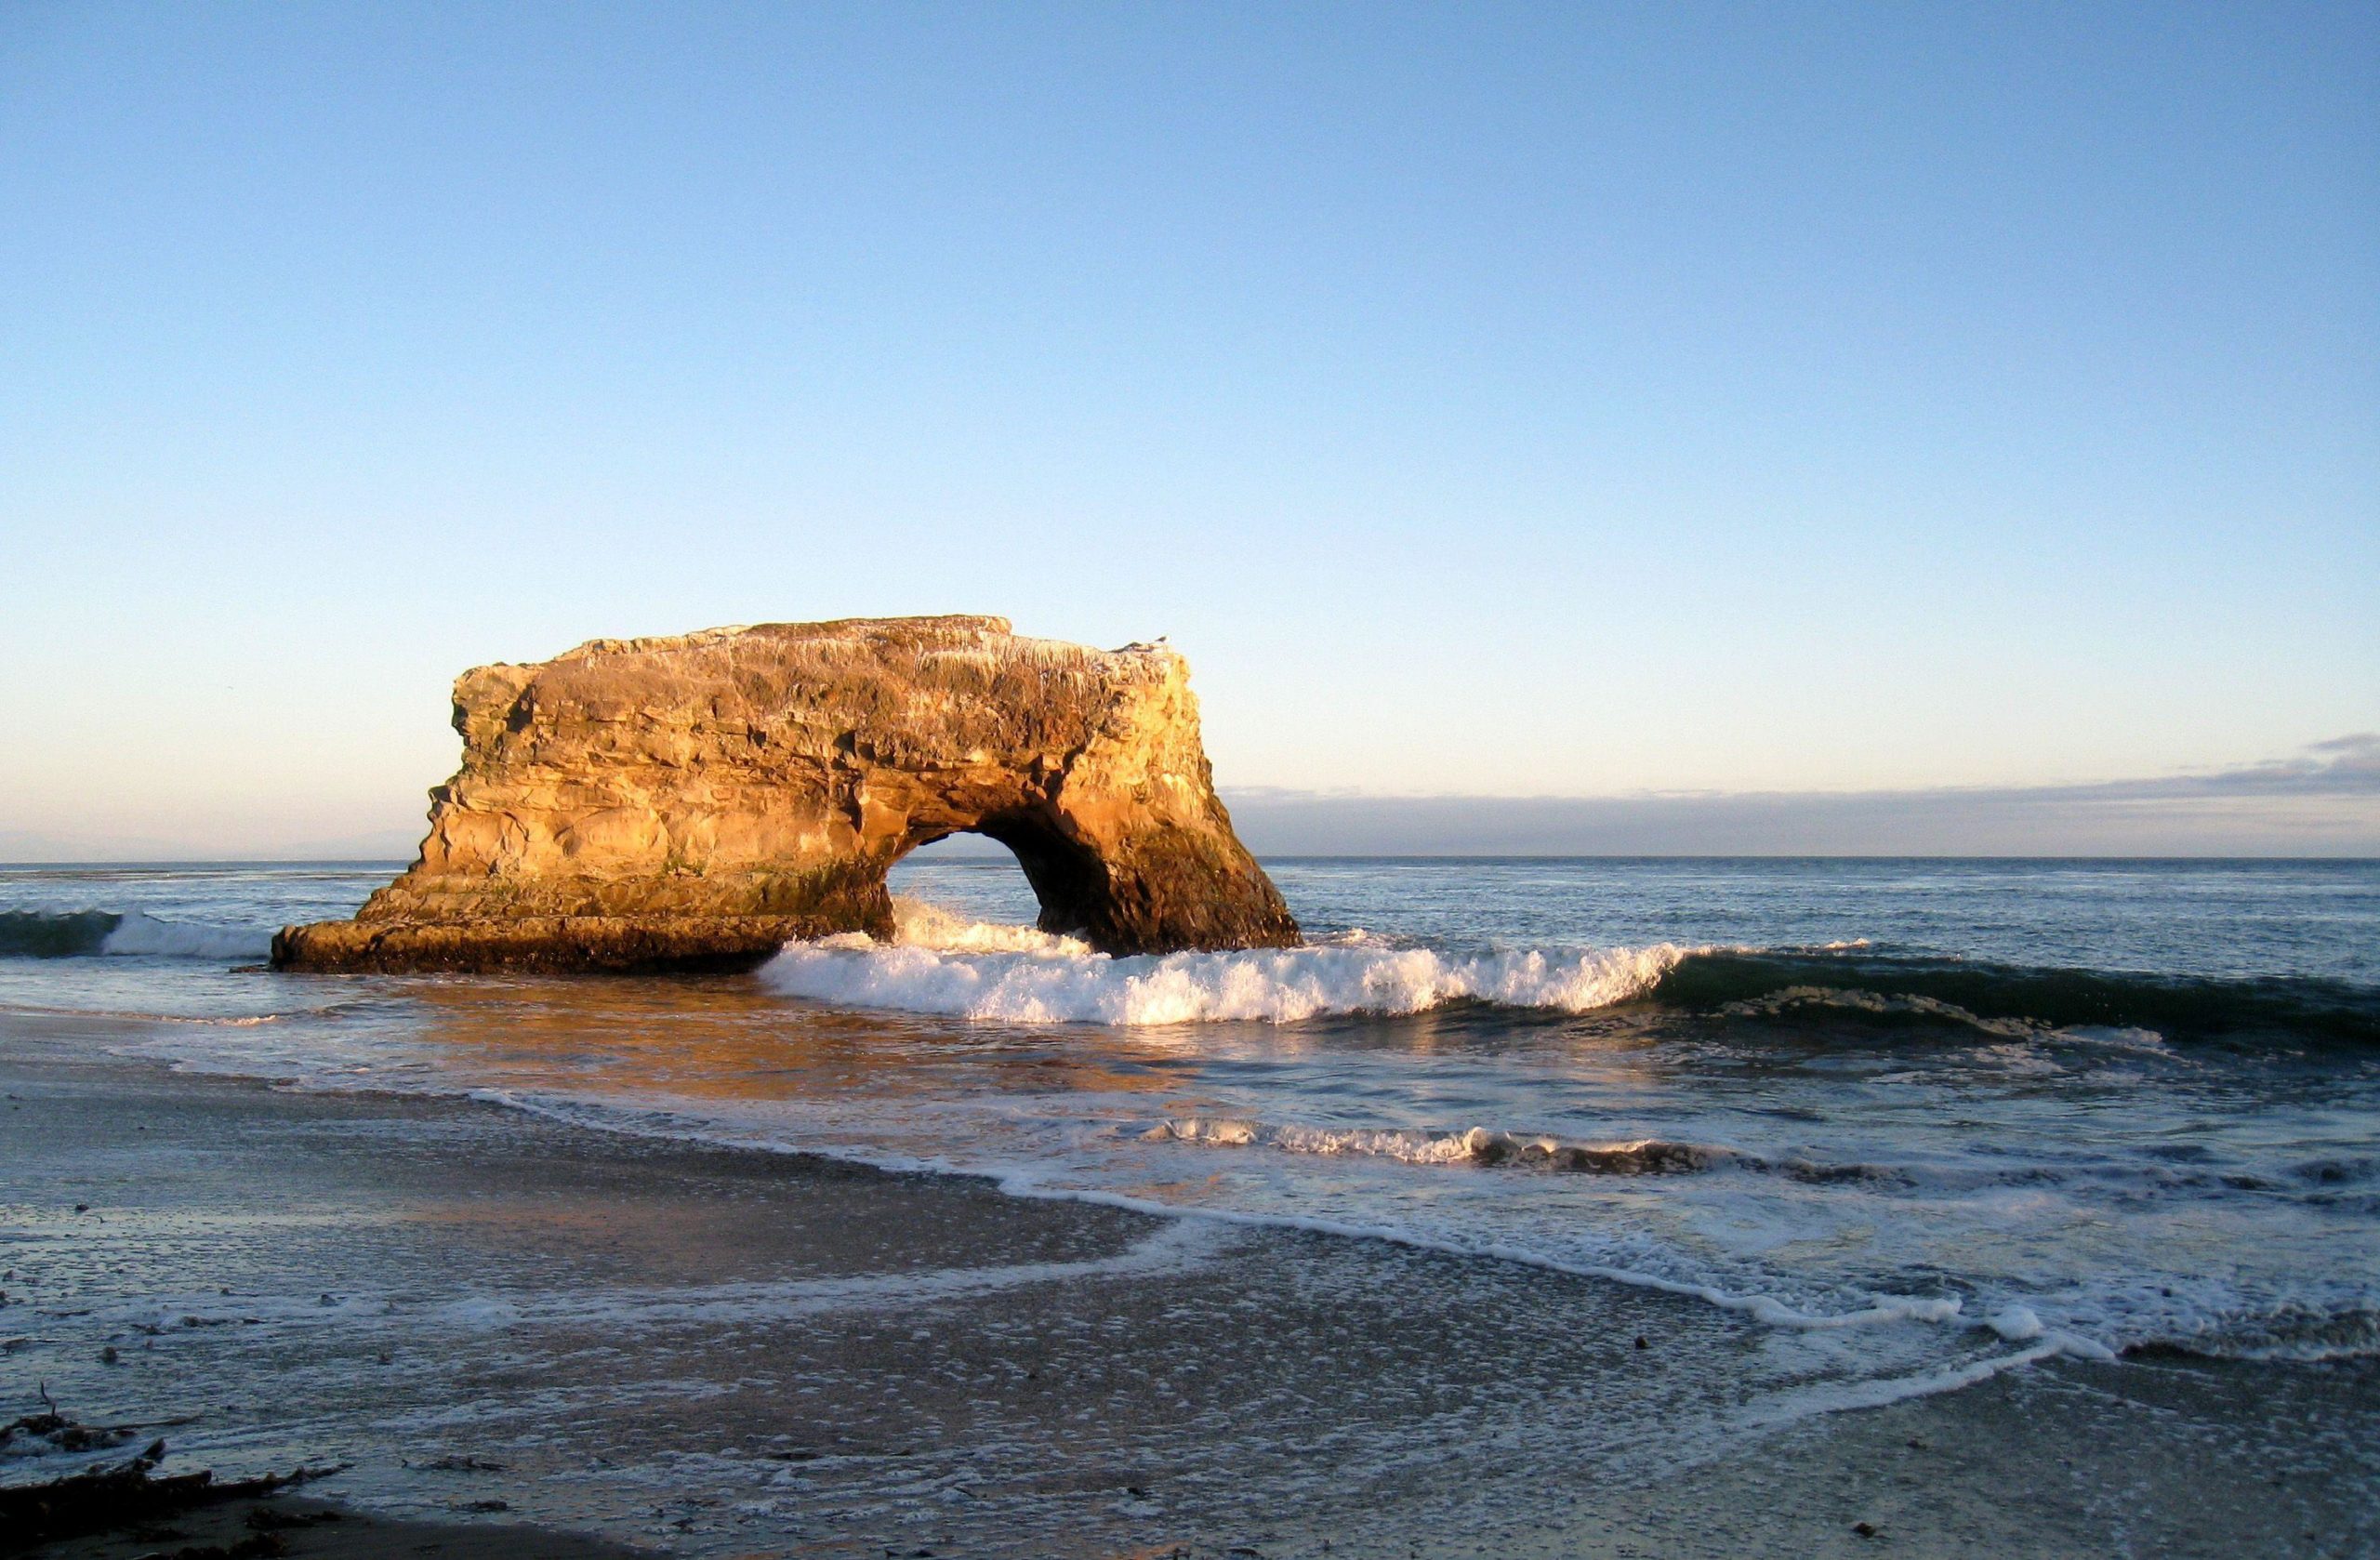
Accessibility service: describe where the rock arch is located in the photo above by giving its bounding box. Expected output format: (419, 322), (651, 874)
(274, 616), (1300, 972)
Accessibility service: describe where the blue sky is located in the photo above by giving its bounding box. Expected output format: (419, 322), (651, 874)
(3, 2), (2374, 855)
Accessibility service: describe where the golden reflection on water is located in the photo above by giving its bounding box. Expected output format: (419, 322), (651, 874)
(350, 967), (1689, 1184)
(393, 972), (1183, 1105)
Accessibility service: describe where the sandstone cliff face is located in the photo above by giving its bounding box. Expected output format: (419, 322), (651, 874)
(273, 616), (1299, 972)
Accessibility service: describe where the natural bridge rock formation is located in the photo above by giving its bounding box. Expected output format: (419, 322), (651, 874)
(272, 616), (1299, 973)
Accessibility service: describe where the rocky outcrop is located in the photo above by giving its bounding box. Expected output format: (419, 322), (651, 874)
(273, 616), (1299, 973)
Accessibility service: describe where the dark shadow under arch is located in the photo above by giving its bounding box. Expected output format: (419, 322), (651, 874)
(893, 812), (1110, 938)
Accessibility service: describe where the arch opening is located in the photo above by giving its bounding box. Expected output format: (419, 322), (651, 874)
(886, 814), (1107, 942)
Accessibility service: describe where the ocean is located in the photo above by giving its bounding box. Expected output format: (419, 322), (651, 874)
(3, 853), (2375, 1421)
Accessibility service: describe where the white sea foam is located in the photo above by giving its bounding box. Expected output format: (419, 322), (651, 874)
(1144, 1117), (1746, 1174)
(1740, 1334), (2105, 1424)
(1988, 1304), (2046, 1342)
(86, 1219), (1225, 1337)
(99, 910), (271, 961)
(0, 1002), (286, 1026)
(761, 900), (1694, 1025)
(872, 897), (1097, 956)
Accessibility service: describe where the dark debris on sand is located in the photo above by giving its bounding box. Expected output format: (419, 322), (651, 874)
(1, 1403), (644, 1560)
(0, 1428), (345, 1553)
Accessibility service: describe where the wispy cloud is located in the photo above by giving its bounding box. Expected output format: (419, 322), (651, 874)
(2083, 733), (2380, 798)
(1222, 735), (2380, 856)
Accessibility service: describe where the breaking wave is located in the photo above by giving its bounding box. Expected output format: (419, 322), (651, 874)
(760, 900), (1696, 1025)
(0, 908), (271, 961)
(760, 900), (2380, 1041)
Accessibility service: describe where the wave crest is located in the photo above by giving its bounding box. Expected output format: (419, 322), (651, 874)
(762, 905), (1694, 1025)
(0, 908), (269, 961)
(100, 910), (271, 960)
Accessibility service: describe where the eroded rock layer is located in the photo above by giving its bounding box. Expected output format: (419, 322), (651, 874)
(273, 616), (1299, 972)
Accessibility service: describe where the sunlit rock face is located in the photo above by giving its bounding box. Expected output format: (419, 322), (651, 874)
(272, 616), (1299, 972)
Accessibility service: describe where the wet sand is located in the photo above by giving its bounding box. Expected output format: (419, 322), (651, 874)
(2, 1022), (2373, 1559)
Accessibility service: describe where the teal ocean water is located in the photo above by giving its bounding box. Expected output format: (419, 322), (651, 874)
(4, 855), (2375, 1408)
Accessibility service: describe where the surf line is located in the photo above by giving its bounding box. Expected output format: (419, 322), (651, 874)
(450, 1084), (2096, 1362)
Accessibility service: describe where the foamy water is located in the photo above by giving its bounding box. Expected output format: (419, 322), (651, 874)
(761, 897), (1700, 1024)
(4, 856), (2377, 1400)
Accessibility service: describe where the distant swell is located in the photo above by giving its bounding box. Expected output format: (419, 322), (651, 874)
(0, 908), (271, 961)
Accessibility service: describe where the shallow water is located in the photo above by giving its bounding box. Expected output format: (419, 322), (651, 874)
(3, 855), (2375, 1411)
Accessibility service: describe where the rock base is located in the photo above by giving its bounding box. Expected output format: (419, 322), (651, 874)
(271, 915), (861, 975)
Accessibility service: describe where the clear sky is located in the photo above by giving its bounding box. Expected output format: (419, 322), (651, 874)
(3, 2), (2374, 856)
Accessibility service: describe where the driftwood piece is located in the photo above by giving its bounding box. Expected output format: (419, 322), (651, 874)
(0, 1436), (346, 1550)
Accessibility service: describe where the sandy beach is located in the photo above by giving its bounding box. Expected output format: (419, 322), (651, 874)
(4, 1011), (2373, 1560)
